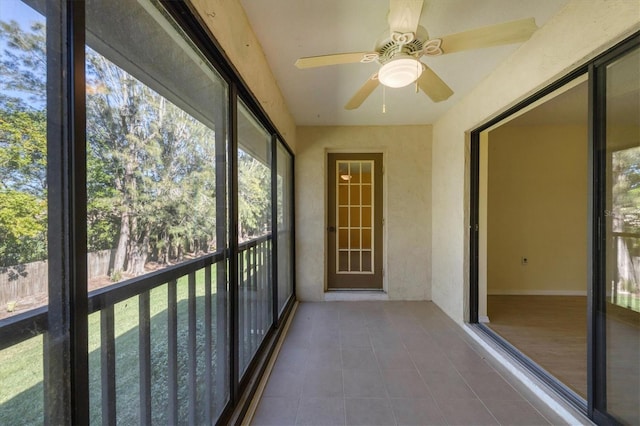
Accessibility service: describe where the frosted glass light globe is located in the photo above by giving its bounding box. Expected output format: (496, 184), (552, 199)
(378, 56), (423, 88)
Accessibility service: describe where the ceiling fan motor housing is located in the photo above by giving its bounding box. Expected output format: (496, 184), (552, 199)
(375, 26), (429, 64)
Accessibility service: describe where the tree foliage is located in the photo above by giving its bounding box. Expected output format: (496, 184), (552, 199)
(612, 146), (640, 234)
(0, 20), (46, 109)
(0, 106), (46, 195)
(86, 48), (220, 275)
(0, 18), (273, 278)
(238, 149), (271, 240)
(0, 20), (47, 266)
(0, 189), (46, 265)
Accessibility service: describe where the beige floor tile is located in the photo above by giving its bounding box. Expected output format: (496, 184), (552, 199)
(296, 397), (345, 426)
(344, 398), (395, 426)
(389, 397), (446, 426)
(437, 398), (499, 426)
(251, 302), (582, 426)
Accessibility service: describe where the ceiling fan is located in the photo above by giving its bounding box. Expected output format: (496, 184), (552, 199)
(294, 0), (538, 110)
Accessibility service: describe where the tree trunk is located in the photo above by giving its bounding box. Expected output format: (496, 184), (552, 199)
(126, 222), (149, 276)
(127, 242), (148, 275)
(162, 233), (170, 264)
(112, 211), (129, 274)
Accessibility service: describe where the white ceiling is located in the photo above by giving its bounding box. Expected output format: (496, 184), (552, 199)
(240, 0), (569, 126)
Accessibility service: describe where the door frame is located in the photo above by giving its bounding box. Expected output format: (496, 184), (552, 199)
(325, 149), (387, 293)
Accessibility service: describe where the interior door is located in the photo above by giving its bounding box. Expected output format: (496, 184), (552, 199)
(327, 153), (383, 289)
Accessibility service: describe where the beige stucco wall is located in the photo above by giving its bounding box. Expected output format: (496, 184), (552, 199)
(487, 125), (588, 295)
(190, 0), (297, 150)
(431, 0), (640, 323)
(296, 126), (432, 301)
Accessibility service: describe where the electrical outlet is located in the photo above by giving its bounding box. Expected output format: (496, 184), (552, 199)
(521, 257), (528, 265)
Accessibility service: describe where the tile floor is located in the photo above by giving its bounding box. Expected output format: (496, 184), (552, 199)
(251, 301), (574, 426)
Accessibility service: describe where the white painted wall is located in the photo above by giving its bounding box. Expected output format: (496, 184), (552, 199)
(296, 126), (432, 301)
(487, 125), (588, 296)
(431, 0), (640, 323)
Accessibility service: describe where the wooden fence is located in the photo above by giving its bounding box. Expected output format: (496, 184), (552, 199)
(0, 249), (115, 307)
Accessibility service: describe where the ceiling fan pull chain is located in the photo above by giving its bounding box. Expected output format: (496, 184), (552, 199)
(382, 85), (386, 113)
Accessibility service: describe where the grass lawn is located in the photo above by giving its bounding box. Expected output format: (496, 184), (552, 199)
(0, 266), (229, 425)
(612, 293), (640, 313)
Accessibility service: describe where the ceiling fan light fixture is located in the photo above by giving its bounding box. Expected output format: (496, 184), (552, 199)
(378, 56), (423, 88)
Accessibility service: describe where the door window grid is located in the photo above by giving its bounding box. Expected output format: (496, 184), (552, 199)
(336, 161), (374, 274)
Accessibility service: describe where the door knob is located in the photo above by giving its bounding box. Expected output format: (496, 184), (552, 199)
(327, 226), (336, 232)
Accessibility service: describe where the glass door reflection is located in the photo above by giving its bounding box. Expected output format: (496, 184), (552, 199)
(603, 44), (640, 425)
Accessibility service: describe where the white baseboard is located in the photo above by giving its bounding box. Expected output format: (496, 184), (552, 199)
(479, 315), (490, 323)
(488, 290), (587, 296)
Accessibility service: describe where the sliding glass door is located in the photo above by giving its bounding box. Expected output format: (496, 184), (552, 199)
(471, 33), (640, 425)
(594, 40), (640, 425)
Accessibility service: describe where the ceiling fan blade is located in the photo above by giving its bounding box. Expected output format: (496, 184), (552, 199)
(418, 66), (453, 102)
(295, 52), (377, 69)
(345, 74), (380, 110)
(439, 18), (538, 54)
(388, 0), (424, 34)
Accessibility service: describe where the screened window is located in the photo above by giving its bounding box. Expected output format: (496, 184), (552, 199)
(0, 0), (48, 318)
(237, 101), (272, 377)
(85, 0), (230, 423)
(0, 0), (293, 423)
(276, 141), (293, 315)
(0, 1), (47, 422)
(85, 0), (228, 285)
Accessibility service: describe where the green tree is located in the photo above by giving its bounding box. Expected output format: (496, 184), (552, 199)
(86, 49), (219, 276)
(612, 146), (640, 234)
(0, 189), (46, 265)
(0, 106), (46, 196)
(1, 18), (270, 281)
(86, 52), (161, 275)
(238, 150), (271, 240)
(611, 146), (640, 294)
(0, 20), (47, 267)
(0, 20), (46, 109)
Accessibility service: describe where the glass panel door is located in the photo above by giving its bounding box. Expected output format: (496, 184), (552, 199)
(602, 44), (640, 425)
(336, 160), (374, 274)
(327, 153), (383, 290)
